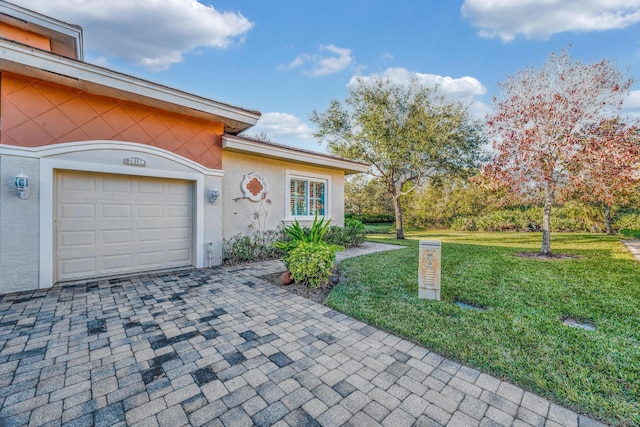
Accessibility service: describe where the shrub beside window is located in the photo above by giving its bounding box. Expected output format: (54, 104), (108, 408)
(273, 215), (332, 253)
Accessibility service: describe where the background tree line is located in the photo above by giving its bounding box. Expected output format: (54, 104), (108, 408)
(313, 49), (640, 255)
(344, 174), (640, 233)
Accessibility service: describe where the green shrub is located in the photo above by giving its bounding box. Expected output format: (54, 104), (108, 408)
(323, 218), (366, 248)
(284, 241), (336, 288)
(620, 229), (640, 239)
(470, 205), (600, 233)
(614, 213), (640, 231)
(274, 214), (332, 254)
(554, 202), (601, 232)
(550, 216), (585, 232)
(345, 212), (395, 223)
(450, 217), (477, 231)
(475, 210), (536, 232)
(223, 229), (286, 265)
(346, 217), (366, 230)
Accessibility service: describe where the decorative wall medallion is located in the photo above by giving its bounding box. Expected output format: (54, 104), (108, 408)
(241, 172), (268, 201)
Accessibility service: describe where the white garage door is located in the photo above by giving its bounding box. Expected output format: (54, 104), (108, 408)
(55, 170), (193, 282)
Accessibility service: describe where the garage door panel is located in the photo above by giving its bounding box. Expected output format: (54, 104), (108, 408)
(102, 229), (133, 245)
(167, 248), (191, 263)
(138, 205), (164, 218)
(102, 254), (133, 271)
(137, 181), (164, 194)
(168, 204), (191, 218)
(60, 176), (97, 192)
(103, 178), (132, 193)
(168, 181), (190, 194)
(138, 230), (165, 244)
(58, 230), (96, 248)
(55, 171), (193, 282)
(168, 226), (191, 240)
(59, 203), (96, 219)
(137, 251), (165, 267)
(59, 256), (97, 277)
(102, 204), (132, 219)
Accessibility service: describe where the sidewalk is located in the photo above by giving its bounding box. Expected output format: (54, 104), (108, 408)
(622, 239), (640, 261)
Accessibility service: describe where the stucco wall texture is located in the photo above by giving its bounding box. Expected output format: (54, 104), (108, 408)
(221, 150), (346, 240)
(1, 72), (224, 169)
(0, 155), (40, 294)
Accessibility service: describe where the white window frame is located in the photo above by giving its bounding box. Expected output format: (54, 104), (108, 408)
(285, 169), (331, 221)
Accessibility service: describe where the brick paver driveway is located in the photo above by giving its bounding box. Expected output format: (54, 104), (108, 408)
(0, 247), (606, 426)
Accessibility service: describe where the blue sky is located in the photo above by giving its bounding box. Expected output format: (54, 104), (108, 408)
(17, 0), (640, 152)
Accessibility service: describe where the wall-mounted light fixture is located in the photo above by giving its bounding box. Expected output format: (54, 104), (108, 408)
(208, 188), (219, 205)
(14, 170), (30, 200)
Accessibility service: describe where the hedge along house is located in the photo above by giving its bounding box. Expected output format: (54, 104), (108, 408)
(0, 1), (369, 295)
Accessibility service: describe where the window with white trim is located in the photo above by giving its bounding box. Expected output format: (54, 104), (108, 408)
(288, 175), (328, 217)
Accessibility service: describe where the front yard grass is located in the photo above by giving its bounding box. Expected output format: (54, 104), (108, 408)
(325, 231), (639, 425)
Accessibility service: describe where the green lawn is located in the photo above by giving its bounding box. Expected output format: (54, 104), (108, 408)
(325, 231), (640, 425)
(364, 222), (424, 234)
(364, 222), (395, 234)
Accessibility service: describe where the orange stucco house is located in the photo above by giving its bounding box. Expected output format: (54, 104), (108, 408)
(0, 1), (368, 294)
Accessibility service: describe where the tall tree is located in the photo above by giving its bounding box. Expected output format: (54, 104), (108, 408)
(572, 118), (640, 234)
(485, 50), (634, 255)
(311, 77), (485, 239)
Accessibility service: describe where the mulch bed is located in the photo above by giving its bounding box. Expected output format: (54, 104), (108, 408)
(259, 267), (341, 304)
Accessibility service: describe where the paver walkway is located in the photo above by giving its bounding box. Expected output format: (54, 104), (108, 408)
(0, 243), (606, 427)
(622, 239), (640, 261)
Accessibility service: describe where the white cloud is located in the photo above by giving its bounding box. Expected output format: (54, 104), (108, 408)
(625, 90), (640, 109)
(348, 67), (491, 120)
(248, 112), (314, 140)
(623, 90), (640, 120)
(369, 68), (486, 99)
(380, 52), (394, 60)
(281, 44), (353, 77)
(348, 68), (487, 100)
(461, 0), (640, 42)
(18, 0), (253, 71)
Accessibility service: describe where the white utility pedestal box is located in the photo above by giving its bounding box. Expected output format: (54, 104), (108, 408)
(418, 240), (441, 300)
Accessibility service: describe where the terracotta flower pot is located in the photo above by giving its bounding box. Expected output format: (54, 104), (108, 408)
(281, 271), (293, 285)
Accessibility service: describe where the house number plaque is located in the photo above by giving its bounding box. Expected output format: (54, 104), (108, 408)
(123, 157), (146, 167)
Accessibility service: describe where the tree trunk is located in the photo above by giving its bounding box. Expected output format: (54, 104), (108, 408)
(393, 194), (405, 240)
(541, 191), (553, 256)
(604, 205), (614, 235)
